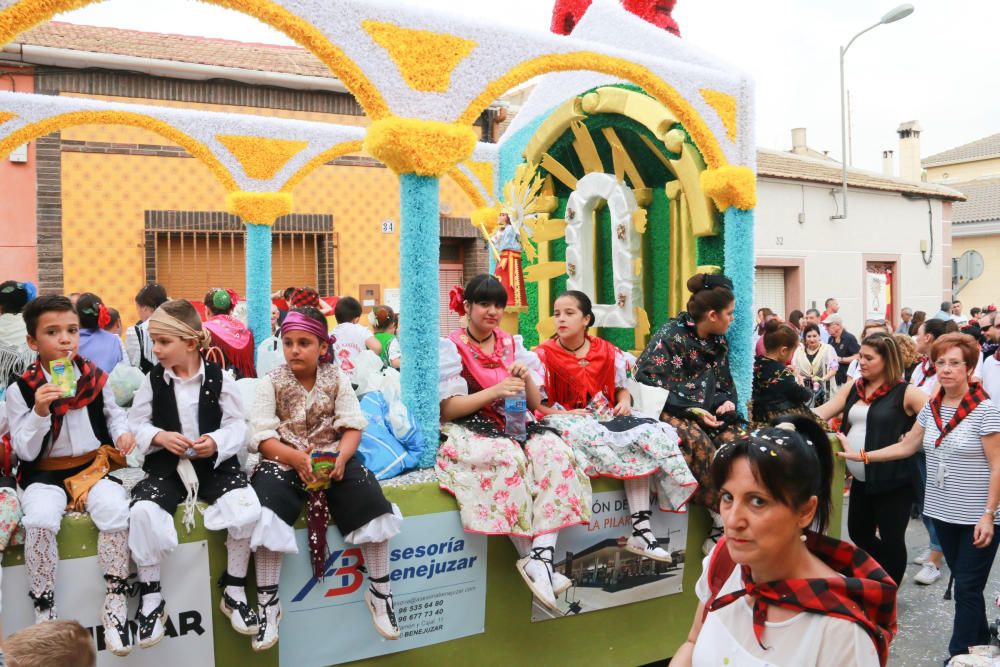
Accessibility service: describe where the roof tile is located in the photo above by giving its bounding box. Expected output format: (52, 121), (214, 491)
(923, 133), (1000, 168)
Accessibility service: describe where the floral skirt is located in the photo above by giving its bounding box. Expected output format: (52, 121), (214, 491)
(543, 413), (697, 512)
(660, 413), (745, 512)
(436, 423), (592, 537)
(0, 486), (23, 549)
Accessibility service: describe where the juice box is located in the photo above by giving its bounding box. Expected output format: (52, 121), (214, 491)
(49, 358), (77, 397)
(305, 450), (339, 491)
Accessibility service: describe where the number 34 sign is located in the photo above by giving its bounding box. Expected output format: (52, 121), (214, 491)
(381, 220), (396, 233)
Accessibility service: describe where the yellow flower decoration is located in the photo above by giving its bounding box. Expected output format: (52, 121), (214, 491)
(362, 20), (477, 93)
(0, 110), (237, 191)
(700, 165), (756, 211)
(471, 205), (501, 237)
(364, 116), (477, 176)
(0, 0), (390, 119)
(216, 135), (308, 180)
(226, 191), (293, 226)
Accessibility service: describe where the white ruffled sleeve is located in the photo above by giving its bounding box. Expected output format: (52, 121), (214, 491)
(439, 338), (468, 401)
(514, 335), (545, 385)
(249, 375), (279, 453)
(615, 348), (637, 388)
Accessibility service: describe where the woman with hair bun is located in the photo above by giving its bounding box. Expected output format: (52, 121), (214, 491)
(672, 415), (896, 667)
(535, 290), (696, 563)
(436, 274), (591, 610)
(76, 292), (124, 373)
(751, 319), (814, 426)
(635, 273), (746, 554)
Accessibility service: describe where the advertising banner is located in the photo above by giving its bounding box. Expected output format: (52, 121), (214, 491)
(278, 509), (487, 666)
(532, 489), (688, 621)
(1, 540), (215, 666)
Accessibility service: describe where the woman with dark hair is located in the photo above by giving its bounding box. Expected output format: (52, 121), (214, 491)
(437, 274), (591, 610)
(814, 332), (928, 584)
(76, 292), (123, 373)
(792, 323), (838, 406)
(0, 280), (35, 387)
(751, 320), (814, 426)
(841, 333), (1000, 661)
(203, 288), (256, 379)
(909, 310), (926, 341)
(535, 290), (695, 562)
(635, 273), (746, 554)
(788, 309), (805, 333)
(673, 415), (895, 667)
(911, 318), (951, 395)
(127, 283), (168, 374)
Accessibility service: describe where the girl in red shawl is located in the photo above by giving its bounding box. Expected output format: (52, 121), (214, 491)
(536, 291), (695, 563)
(437, 275), (591, 611)
(673, 416), (896, 667)
(203, 288), (255, 378)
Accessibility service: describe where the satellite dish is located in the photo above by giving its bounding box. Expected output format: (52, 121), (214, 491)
(953, 250), (985, 298)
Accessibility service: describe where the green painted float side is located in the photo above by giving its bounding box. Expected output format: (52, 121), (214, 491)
(2, 462), (845, 666)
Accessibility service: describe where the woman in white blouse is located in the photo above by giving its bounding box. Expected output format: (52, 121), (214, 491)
(673, 415), (893, 667)
(841, 333), (1000, 661)
(792, 324), (837, 403)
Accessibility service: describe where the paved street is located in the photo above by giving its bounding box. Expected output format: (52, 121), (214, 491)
(881, 514), (998, 666)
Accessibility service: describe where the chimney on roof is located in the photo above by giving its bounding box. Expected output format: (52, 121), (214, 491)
(897, 121), (922, 181)
(882, 150), (894, 177)
(791, 128), (808, 155)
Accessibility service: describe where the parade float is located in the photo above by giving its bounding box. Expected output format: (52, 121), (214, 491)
(0, 0), (832, 664)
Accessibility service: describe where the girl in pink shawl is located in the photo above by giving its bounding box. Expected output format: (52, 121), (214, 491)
(436, 274), (592, 611)
(203, 288), (256, 378)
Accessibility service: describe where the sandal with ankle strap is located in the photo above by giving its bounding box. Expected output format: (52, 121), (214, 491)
(364, 575), (400, 640)
(218, 572), (259, 635)
(625, 510), (673, 563)
(134, 580), (166, 650)
(251, 585), (282, 652)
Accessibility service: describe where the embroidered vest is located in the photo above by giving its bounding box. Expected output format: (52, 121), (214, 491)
(270, 364), (347, 453)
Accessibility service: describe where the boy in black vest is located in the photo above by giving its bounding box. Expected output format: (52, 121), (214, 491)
(126, 300), (260, 649)
(6, 295), (135, 655)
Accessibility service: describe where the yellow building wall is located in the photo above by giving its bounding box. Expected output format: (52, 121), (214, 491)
(952, 234), (1000, 309)
(59, 112), (478, 327)
(926, 157), (1000, 183)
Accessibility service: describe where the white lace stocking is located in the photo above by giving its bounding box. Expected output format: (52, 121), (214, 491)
(26, 527), (57, 602)
(98, 529), (130, 580)
(137, 564), (162, 615)
(361, 541), (390, 595)
(254, 547), (283, 589)
(624, 477), (652, 513)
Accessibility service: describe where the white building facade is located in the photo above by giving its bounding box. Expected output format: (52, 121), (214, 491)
(753, 146), (962, 333)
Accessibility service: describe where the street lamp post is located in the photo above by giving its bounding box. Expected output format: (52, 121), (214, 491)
(831, 3), (915, 222)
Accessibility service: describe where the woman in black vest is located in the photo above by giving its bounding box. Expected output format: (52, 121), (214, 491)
(815, 332), (928, 584)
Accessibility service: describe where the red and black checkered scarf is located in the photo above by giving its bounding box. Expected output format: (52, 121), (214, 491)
(19, 356), (107, 443)
(854, 377), (893, 404)
(929, 380), (988, 448)
(915, 356), (936, 387)
(706, 533), (897, 667)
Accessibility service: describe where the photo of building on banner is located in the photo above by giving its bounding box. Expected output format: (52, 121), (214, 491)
(1, 541), (215, 666)
(531, 490), (688, 622)
(279, 510), (487, 666)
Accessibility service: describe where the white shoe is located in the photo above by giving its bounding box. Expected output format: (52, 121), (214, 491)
(103, 576), (134, 656)
(365, 583), (400, 640)
(913, 548), (931, 565)
(516, 548), (558, 610)
(552, 571), (572, 596)
(914, 562), (942, 585)
(251, 586), (281, 652)
(627, 511), (673, 563)
(219, 581), (259, 636)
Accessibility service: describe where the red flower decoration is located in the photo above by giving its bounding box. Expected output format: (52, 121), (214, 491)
(550, 0), (680, 36)
(449, 285), (466, 316)
(97, 303), (111, 329)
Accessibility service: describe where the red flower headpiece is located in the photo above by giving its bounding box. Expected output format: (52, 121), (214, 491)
(449, 286), (466, 317)
(97, 303), (111, 329)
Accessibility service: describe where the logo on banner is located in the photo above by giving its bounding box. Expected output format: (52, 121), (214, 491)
(292, 548), (365, 601)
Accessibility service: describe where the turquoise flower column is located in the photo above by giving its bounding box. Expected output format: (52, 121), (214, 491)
(724, 207), (755, 418)
(400, 174), (442, 467)
(245, 222), (273, 358)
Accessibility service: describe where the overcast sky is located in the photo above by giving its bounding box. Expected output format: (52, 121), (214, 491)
(55, 0), (1000, 173)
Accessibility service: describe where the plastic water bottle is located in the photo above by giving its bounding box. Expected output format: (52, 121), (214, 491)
(505, 390), (528, 441)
